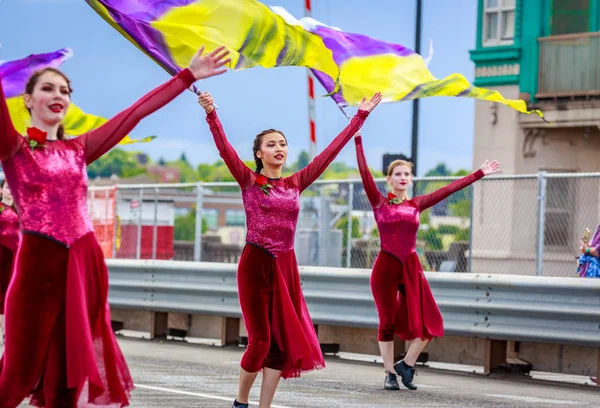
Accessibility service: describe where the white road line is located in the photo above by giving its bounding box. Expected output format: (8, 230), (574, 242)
(135, 384), (295, 408)
(485, 394), (581, 405)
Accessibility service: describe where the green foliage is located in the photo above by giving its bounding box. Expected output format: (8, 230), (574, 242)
(449, 200), (471, 218)
(166, 158), (197, 183)
(418, 227), (443, 250)
(437, 225), (460, 235)
(419, 210), (431, 226)
(87, 148), (147, 179)
(294, 151), (310, 172)
(174, 209), (208, 241)
(454, 228), (470, 242)
(425, 163), (452, 177)
(197, 162), (229, 182)
(322, 162), (360, 180)
(90, 148), (465, 203)
(336, 216), (361, 247)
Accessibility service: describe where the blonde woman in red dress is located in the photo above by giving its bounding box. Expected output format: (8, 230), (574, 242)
(355, 133), (499, 390)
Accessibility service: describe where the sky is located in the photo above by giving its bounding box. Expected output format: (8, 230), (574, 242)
(0, 0), (478, 176)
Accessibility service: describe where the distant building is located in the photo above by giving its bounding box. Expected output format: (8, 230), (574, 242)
(469, 0), (600, 275)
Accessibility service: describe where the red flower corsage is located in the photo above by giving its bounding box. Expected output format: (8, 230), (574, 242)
(256, 175), (273, 196)
(387, 192), (402, 205)
(26, 127), (48, 152)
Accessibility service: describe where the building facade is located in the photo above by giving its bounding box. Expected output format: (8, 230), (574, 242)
(469, 0), (600, 275)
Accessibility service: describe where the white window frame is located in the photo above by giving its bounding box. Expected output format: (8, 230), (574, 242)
(482, 0), (516, 46)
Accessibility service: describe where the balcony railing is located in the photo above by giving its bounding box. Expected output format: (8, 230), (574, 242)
(537, 32), (600, 99)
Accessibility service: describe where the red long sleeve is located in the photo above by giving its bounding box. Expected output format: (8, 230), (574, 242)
(0, 77), (24, 161)
(355, 135), (385, 209)
(82, 69), (197, 164)
(414, 170), (484, 212)
(292, 110), (369, 192)
(205, 110), (254, 190)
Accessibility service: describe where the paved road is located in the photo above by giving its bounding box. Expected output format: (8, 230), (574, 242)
(12, 337), (600, 407)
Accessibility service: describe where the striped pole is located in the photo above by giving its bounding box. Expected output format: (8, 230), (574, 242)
(305, 0), (317, 159)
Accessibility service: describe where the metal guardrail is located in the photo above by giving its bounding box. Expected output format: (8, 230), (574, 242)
(107, 259), (600, 347)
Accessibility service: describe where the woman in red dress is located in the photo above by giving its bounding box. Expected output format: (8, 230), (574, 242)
(0, 46), (230, 407)
(198, 91), (381, 408)
(355, 133), (499, 390)
(0, 179), (20, 343)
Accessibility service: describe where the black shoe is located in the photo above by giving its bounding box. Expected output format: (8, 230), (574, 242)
(384, 372), (400, 390)
(393, 360), (418, 390)
(232, 400), (249, 408)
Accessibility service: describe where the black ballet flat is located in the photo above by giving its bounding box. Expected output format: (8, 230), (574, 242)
(393, 360), (418, 390)
(384, 372), (400, 390)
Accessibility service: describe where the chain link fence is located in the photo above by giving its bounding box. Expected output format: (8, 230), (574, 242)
(90, 172), (600, 277)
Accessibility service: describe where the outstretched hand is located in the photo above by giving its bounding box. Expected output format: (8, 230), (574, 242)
(198, 92), (215, 114)
(358, 92), (382, 113)
(188, 46), (231, 80)
(480, 160), (500, 176)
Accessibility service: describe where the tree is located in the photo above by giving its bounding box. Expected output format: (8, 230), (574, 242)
(294, 151), (310, 171)
(447, 168), (473, 218)
(425, 163), (452, 177)
(174, 208), (208, 241)
(87, 148), (146, 179)
(418, 227), (443, 250)
(449, 200), (471, 218)
(166, 157), (197, 183)
(419, 164), (473, 216)
(454, 228), (470, 242)
(180, 152), (189, 163)
(197, 161), (236, 182)
(336, 216), (361, 248)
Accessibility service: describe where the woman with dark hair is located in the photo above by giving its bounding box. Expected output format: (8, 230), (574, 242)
(198, 91), (381, 408)
(0, 46), (230, 407)
(354, 133), (499, 391)
(0, 178), (20, 343)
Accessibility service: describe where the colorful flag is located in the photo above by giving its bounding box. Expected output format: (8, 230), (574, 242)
(85, 0), (543, 119)
(272, 8), (544, 119)
(85, 0), (339, 89)
(1, 49), (155, 143)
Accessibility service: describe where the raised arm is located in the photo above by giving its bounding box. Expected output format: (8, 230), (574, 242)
(413, 170), (484, 212)
(82, 69), (196, 164)
(294, 93), (381, 191)
(205, 110), (254, 189)
(0, 77), (24, 160)
(83, 45), (231, 164)
(355, 135), (385, 209)
(293, 110), (369, 191)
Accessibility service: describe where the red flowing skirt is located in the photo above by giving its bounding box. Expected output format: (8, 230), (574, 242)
(0, 244), (15, 315)
(237, 244), (325, 379)
(370, 250), (444, 341)
(0, 232), (133, 407)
